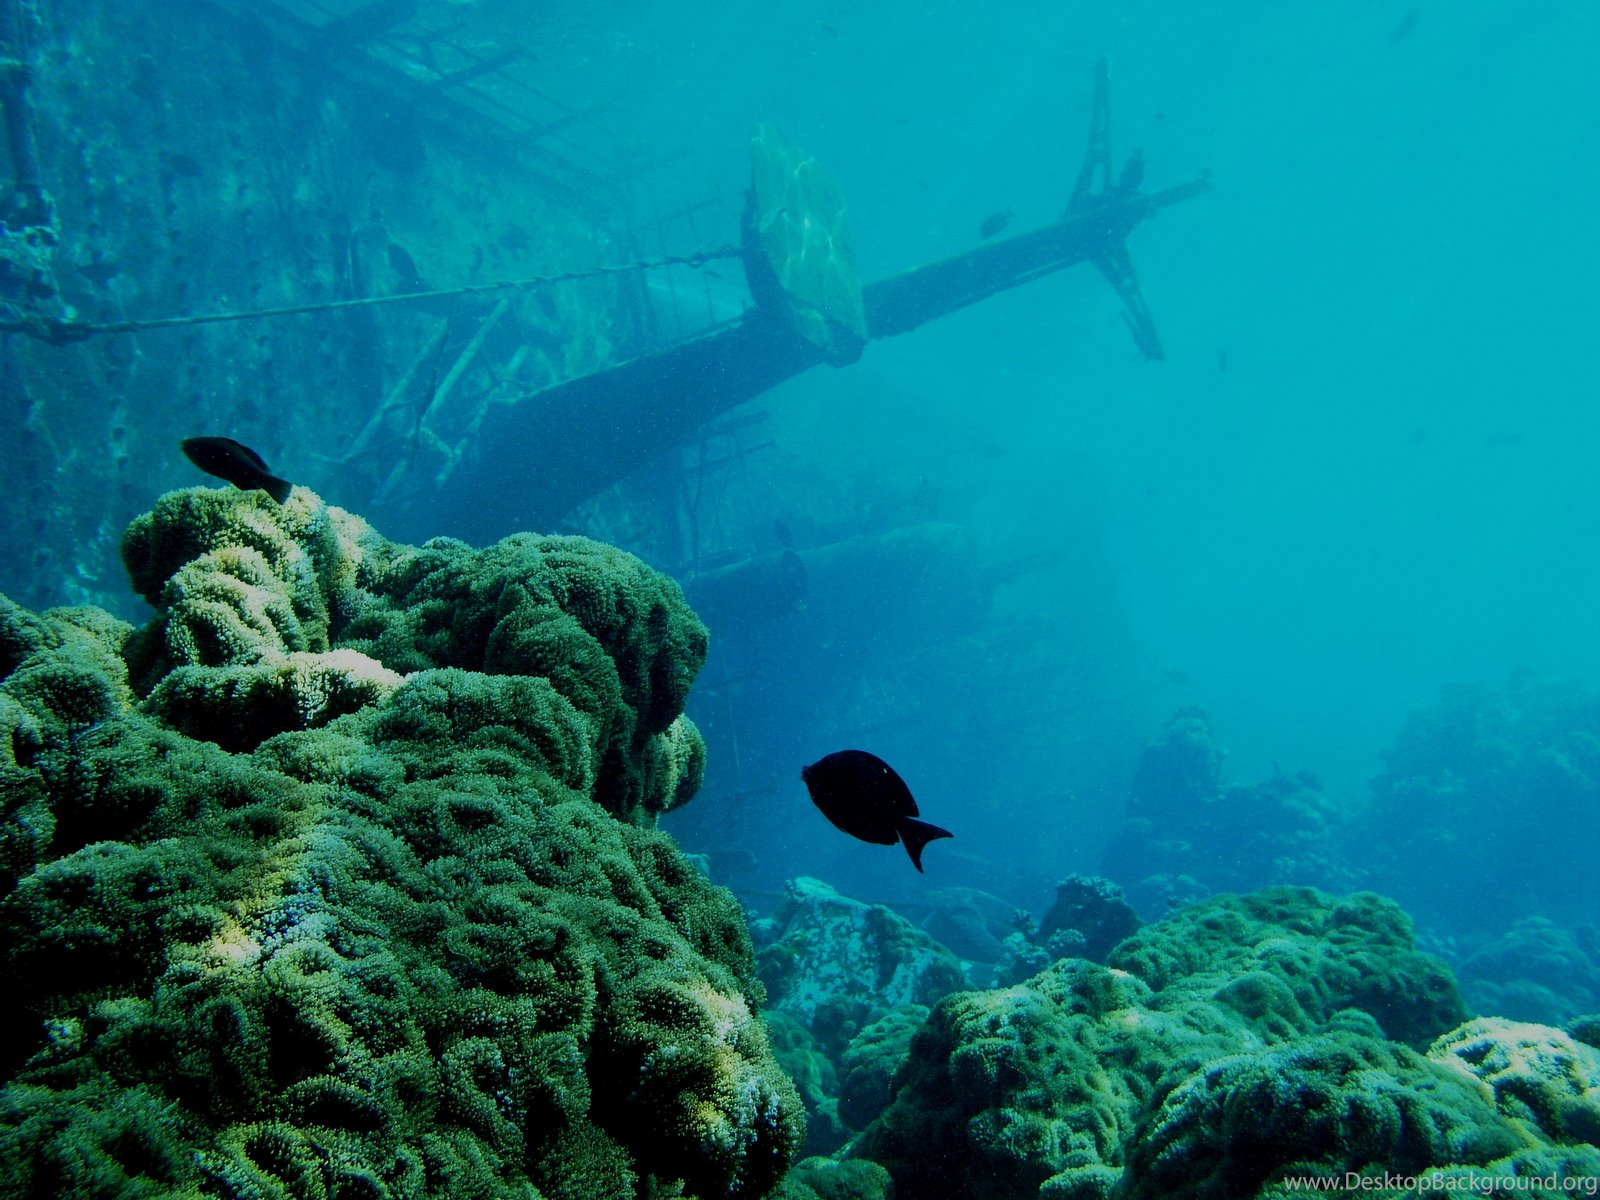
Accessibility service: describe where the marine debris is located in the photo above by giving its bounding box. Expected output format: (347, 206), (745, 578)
(443, 59), (1212, 538)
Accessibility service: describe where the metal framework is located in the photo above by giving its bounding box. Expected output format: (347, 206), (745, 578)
(196, 0), (638, 201)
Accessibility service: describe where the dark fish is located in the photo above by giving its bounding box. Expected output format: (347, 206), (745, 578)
(495, 224), (533, 254)
(978, 209), (1014, 240)
(181, 437), (293, 504)
(1391, 5), (1420, 42)
(73, 260), (121, 286)
(801, 749), (953, 872)
(160, 151), (204, 180)
(387, 242), (428, 292)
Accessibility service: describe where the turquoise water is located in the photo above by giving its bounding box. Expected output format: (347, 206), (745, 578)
(1, 4), (1598, 1195)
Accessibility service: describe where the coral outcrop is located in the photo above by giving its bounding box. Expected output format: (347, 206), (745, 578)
(889, 885), (1022, 969)
(755, 877), (966, 1157)
(1104, 887), (1466, 1049)
(1362, 672), (1600, 929)
(1102, 710), (1355, 914)
(1458, 917), (1600, 1028)
(1035, 875), (1141, 963)
(837, 1005), (928, 1133)
(1431, 1018), (1600, 1145)
(770, 1157), (892, 1200)
(0, 487), (800, 1200)
(851, 886), (1600, 1200)
(756, 877), (966, 1041)
(996, 874), (1142, 985)
(118, 487), (707, 821)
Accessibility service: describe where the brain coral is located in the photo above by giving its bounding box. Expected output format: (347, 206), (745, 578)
(118, 487), (708, 822)
(1105, 887), (1467, 1049)
(851, 887), (1583, 1200)
(0, 487), (800, 1200)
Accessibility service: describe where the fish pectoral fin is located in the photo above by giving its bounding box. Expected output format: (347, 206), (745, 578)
(898, 817), (953, 873)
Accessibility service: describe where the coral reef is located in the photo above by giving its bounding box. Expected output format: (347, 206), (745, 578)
(754, 877), (966, 1158)
(1129, 706), (1222, 807)
(1105, 887), (1466, 1049)
(756, 878), (966, 1045)
(1571, 1014), (1600, 1051)
(1122, 1030), (1525, 1200)
(890, 885), (1022, 967)
(847, 886), (1570, 1200)
(1362, 672), (1600, 929)
(119, 486), (708, 821)
(994, 875), (1141, 988)
(763, 1012), (844, 1158)
(1102, 710), (1354, 915)
(1035, 874), (1142, 963)
(770, 1157), (892, 1200)
(1458, 917), (1600, 1028)
(0, 488), (800, 1200)
(855, 956), (1182, 1200)
(836, 1005), (929, 1133)
(1430, 1018), (1600, 1144)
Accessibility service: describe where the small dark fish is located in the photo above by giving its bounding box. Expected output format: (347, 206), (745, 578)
(1391, 5), (1420, 43)
(1217, 348), (1229, 373)
(160, 152), (204, 180)
(74, 260), (121, 286)
(387, 242), (428, 292)
(979, 209), (1014, 240)
(801, 749), (953, 872)
(1163, 668), (1191, 686)
(773, 518), (795, 549)
(495, 224), (533, 254)
(181, 437), (293, 504)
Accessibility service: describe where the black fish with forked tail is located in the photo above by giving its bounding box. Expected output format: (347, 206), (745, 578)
(181, 437), (293, 504)
(801, 749), (953, 872)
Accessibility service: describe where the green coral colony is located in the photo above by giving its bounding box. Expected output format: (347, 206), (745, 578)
(1, 487), (796, 1199)
(4, 488), (1600, 1200)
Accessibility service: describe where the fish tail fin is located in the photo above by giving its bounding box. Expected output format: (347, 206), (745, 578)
(898, 817), (953, 873)
(262, 474), (293, 505)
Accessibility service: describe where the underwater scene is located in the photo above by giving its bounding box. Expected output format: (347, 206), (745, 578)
(1, 0), (1598, 1197)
